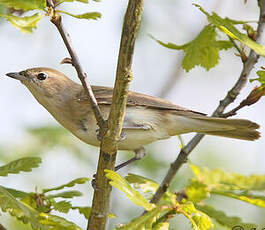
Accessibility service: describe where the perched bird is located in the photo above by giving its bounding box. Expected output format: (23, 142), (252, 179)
(6, 68), (260, 169)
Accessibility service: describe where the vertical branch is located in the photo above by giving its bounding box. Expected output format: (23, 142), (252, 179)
(87, 0), (144, 229)
(150, 0), (265, 204)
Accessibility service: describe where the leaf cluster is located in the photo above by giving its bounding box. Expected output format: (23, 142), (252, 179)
(0, 157), (90, 229)
(153, 4), (265, 72)
(104, 162), (265, 230)
(0, 0), (101, 33)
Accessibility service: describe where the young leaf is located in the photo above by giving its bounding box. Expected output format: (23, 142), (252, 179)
(0, 186), (45, 230)
(250, 70), (265, 86)
(60, 10), (101, 20)
(0, 157), (41, 176)
(52, 200), (72, 213)
(178, 202), (213, 230)
(72, 206), (91, 219)
(0, 186), (81, 229)
(195, 4), (265, 56)
(190, 162), (265, 191)
(125, 173), (159, 194)
(152, 25), (233, 72)
(153, 222), (169, 230)
(0, 0), (46, 11)
(185, 180), (209, 203)
(117, 206), (164, 230)
(196, 204), (257, 229)
(43, 177), (89, 193)
(0, 13), (43, 33)
(5, 187), (33, 199)
(213, 191), (265, 208)
(105, 170), (155, 211)
(47, 190), (82, 199)
(39, 213), (82, 230)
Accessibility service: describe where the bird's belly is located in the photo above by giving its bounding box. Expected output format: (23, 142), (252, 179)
(73, 128), (166, 151)
(69, 106), (172, 151)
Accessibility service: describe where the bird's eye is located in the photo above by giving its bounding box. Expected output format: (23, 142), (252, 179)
(37, 73), (47, 81)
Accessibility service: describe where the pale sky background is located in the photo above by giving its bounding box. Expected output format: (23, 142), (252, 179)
(0, 0), (264, 229)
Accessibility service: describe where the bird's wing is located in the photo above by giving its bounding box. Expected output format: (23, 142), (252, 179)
(76, 85), (205, 115)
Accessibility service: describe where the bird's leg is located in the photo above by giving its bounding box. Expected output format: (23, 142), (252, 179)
(115, 147), (146, 171)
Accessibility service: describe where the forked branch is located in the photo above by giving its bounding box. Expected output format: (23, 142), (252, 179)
(150, 0), (265, 204)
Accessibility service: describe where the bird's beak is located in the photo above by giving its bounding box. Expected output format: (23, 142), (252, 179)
(6, 72), (28, 81)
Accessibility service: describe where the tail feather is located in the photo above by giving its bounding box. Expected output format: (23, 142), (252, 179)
(193, 117), (260, 141)
(171, 114), (260, 141)
(203, 129), (260, 141)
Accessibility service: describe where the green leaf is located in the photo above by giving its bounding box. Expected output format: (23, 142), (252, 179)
(72, 206), (91, 219)
(195, 4), (265, 56)
(0, 13), (43, 33)
(0, 185), (45, 230)
(190, 163), (265, 191)
(0, 0), (46, 11)
(250, 70), (265, 86)
(5, 187), (33, 199)
(185, 180), (209, 203)
(43, 177), (89, 193)
(117, 206), (164, 230)
(105, 170), (155, 211)
(125, 173), (159, 194)
(178, 202), (213, 230)
(39, 213), (82, 230)
(196, 204), (257, 229)
(47, 190), (82, 199)
(152, 25), (233, 72)
(0, 186), (81, 229)
(0, 157), (41, 176)
(52, 201), (72, 213)
(60, 10), (101, 20)
(153, 222), (169, 230)
(213, 190), (265, 208)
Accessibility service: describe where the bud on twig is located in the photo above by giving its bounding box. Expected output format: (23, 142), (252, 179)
(243, 86), (265, 106)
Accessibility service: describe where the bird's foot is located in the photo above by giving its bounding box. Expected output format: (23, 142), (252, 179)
(114, 147), (146, 171)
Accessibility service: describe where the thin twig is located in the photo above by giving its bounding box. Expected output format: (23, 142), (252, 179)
(87, 0), (144, 229)
(47, 6), (105, 130)
(150, 0), (265, 204)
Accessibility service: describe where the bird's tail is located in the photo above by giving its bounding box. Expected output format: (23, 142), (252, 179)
(171, 114), (260, 141)
(196, 117), (260, 140)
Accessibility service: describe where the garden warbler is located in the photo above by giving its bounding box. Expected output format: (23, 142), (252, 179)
(6, 68), (260, 168)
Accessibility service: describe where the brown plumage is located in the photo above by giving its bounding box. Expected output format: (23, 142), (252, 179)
(6, 67), (260, 152)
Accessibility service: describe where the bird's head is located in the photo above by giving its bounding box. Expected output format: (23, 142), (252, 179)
(6, 67), (77, 100)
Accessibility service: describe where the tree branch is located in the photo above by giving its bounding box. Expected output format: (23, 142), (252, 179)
(150, 0), (265, 204)
(87, 0), (144, 229)
(47, 6), (105, 130)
